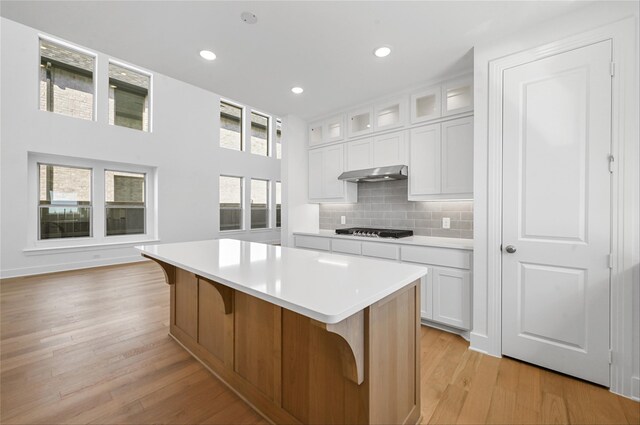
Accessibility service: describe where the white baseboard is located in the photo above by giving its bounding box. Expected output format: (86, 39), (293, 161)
(470, 331), (501, 357)
(0, 255), (145, 279)
(632, 376), (640, 401)
(421, 319), (470, 341)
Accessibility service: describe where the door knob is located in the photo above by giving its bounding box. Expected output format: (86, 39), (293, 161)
(505, 245), (517, 253)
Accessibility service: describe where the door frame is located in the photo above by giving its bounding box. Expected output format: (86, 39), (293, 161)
(484, 17), (638, 398)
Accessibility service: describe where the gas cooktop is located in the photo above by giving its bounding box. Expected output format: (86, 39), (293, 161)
(335, 227), (414, 239)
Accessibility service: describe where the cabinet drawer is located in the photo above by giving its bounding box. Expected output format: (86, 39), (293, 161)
(362, 242), (399, 260)
(400, 245), (470, 269)
(295, 236), (331, 252)
(331, 239), (362, 255)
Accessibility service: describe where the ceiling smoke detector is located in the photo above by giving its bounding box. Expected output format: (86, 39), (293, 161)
(241, 12), (257, 24)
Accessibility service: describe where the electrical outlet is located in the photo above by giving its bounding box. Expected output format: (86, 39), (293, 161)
(341, 215), (346, 225)
(442, 217), (451, 229)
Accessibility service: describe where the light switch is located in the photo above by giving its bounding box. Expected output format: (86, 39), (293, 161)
(442, 217), (451, 229)
(341, 216), (346, 225)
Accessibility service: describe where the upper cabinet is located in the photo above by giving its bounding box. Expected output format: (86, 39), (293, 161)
(348, 106), (374, 138)
(442, 76), (473, 116)
(345, 131), (407, 172)
(410, 87), (441, 124)
(410, 75), (473, 124)
(308, 144), (357, 203)
(374, 97), (407, 131)
(409, 116), (473, 201)
(309, 114), (346, 147)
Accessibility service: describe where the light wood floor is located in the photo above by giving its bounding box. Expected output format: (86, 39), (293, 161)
(1, 262), (638, 424)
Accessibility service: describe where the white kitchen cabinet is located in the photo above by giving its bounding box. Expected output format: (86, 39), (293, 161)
(409, 124), (441, 196)
(441, 116), (473, 194)
(411, 86), (441, 124)
(431, 267), (471, 330)
(442, 76), (473, 116)
(372, 132), (406, 167)
(408, 117), (473, 200)
(309, 115), (346, 146)
(348, 106), (374, 138)
(374, 97), (406, 131)
(346, 138), (373, 171)
(308, 145), (357, 203)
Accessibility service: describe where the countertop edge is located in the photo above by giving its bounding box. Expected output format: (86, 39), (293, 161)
(293, 231), (474, 250)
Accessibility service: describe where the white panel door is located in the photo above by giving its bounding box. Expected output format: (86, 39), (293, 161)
(409, 124), (441, 196)
(441, 117), (473, 194)
(502, 41), (612, 386)
(432, 267), (471, 330)
(308, 149), (323, 200)
(322, 145), (345, 199)
(372, 132), (405, 167)
(346, 139), (372, 171)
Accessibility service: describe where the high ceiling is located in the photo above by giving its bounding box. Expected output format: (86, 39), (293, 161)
(1, 1), (591, 119)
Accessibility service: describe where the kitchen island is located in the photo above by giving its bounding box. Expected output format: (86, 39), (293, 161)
(137, 239), (427, 425)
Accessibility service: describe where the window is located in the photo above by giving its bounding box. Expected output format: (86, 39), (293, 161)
(276, 118), (282, 159)
(250, 111), (269, 156)
(220, 101), (243, 151)
(108, 63), (150, 131)
(39, 39), (95, 120)
(220, 176), (243, 231)
(38, 164), (92, 239)
(275, 181), (282, 228)
(105, 171), (146, 235)
(251, 179), (269, 229)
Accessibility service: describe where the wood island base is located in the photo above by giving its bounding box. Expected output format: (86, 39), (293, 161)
(146, 256), (421, 425)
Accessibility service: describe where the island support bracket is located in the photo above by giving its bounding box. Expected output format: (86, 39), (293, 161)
(313, 310), (365, 385)
(143, 255), (176, 285)
(197, 275), (234, 314)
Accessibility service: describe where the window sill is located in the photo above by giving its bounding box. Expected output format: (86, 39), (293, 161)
(23, 238), (160, 256)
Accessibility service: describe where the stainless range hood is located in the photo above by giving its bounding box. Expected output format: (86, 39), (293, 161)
(338, 165), (408, 183)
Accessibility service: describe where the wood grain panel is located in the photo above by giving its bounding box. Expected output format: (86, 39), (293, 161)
(198, 278), (232, 364)
(233, 291), (281, 402)
(174, 268), (198, 339)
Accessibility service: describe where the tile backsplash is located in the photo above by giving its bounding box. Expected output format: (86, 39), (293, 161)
(319, 180), (473, 239)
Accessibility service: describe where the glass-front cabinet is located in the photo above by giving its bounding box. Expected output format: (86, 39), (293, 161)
(442, 76), (473, 116)
(325, 114), (345, 142)
(374, 97), (406, 131)
(411, 86), (441, 124)
(348, 107), (373, 138)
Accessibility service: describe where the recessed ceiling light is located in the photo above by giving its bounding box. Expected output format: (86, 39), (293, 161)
(200, 50), (217, 61)
(120, 72), (127, 76)
(291, 87), (304, 94)
(374, 46), (391, 58)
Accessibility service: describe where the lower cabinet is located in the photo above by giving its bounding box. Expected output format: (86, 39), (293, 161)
(293, 235), (472, 331)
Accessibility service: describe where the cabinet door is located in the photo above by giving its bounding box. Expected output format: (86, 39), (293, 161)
(374, 97), (406, 131)
(346, 139), (372, 171)
(348, 106), (374, 138)
(308, 149), (324, 200)
(322, 145), (345, 199)
(325, 114), (345, 142)
(442, 76), (473, 116)
(432, 267), (471, 330)
(420, 273), (433, 320)
(411, 86), (441, 123)
(409, 124), (441, 196)
(309, 121), (324, 146)
(441, 117), (473, 194)
(372, 132), (406, 167)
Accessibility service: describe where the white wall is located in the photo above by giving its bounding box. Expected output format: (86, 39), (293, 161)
(471, 2), (639, 399)
(0, 18), (283, 277)
(281, 114), (318, 247)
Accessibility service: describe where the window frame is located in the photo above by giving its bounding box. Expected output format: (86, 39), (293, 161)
(38, 35), (98, 121)
(219, 174), (245, 232)
(27, 153), (157, 252)
(249, 110), (271, 157)
(107, 59), (153, 132)
(275, 181), (282, 228)
(104, 169), (147, 237)
(250, 178), (271, 230)
(37, 162), (94, 241)
(220, 99), (245, 152)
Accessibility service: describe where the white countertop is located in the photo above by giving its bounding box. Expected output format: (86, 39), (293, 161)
(294, 230), (474, 250)
(136, 239), (427, 325)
